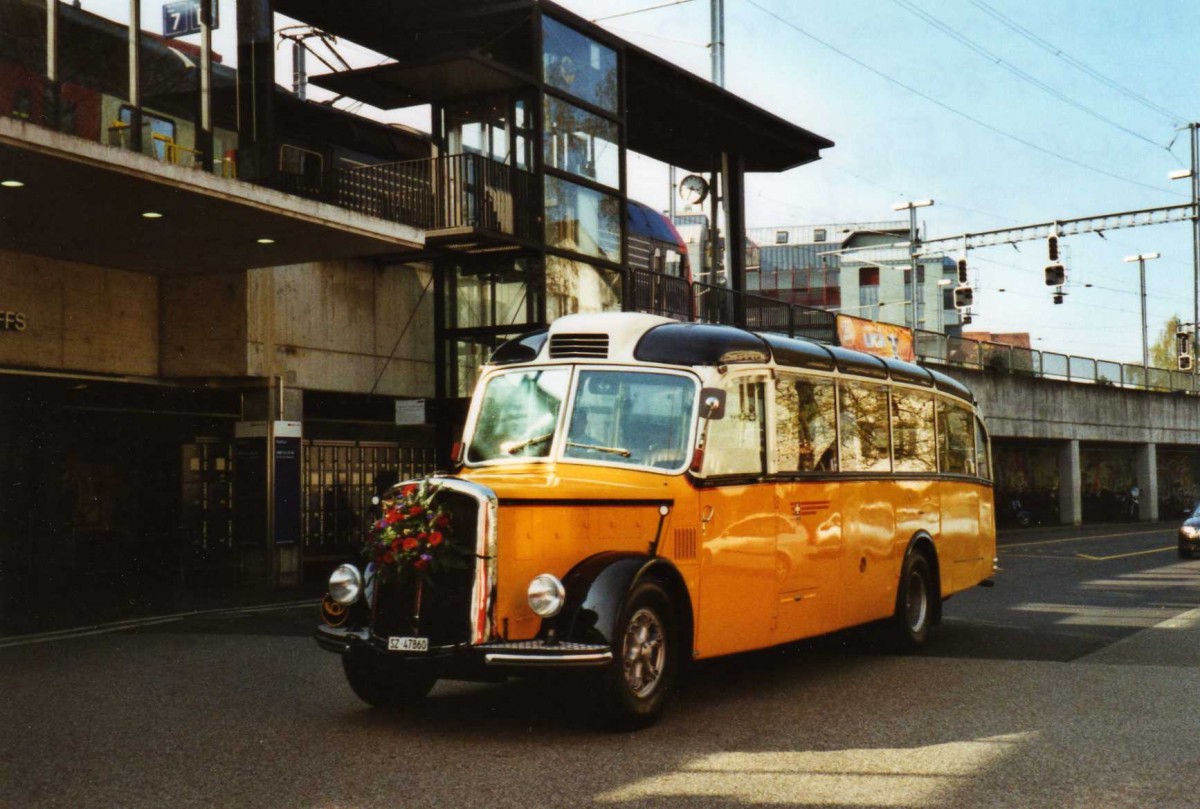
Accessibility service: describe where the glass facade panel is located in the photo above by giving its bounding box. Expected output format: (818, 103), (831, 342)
(541, 16), (617, 113)
(448, 259), (535, 330)
(545, 255), (622, 320)
(545, 175), (621, 262)
(543, 94), (619, 188)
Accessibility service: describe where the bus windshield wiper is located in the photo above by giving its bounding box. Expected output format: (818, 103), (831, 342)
(565, 441), (631, 458)
(500, 432), (554, 455)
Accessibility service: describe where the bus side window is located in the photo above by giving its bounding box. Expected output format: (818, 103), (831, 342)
(704, 378), (766, 476)
(773, 374), (836, 472)
(892, 389), (936, 473)
(936, 398), (977, 475)
(974, 416), (991, 480)
(838, 380), (891, 473)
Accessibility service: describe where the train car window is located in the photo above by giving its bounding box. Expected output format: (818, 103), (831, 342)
(280, 145), (324, 192)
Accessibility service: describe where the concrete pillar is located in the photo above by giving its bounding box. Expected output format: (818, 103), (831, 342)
(1136, 443), (1158, 522)
(1059, 439), (1082, 525)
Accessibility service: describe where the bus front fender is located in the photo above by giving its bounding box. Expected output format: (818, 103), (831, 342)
(546, 552), (684, 647)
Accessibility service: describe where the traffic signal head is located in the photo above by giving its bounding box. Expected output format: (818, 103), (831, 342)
(953, 285), (973, 309)
(1180, 354), (1194, 372)
(956, 258), (968, 284)
(1047, 235), (1059, 261)
(1045, 263), (1066, 286)
(1053, 292), (1065, 305)
(1177, 331), (1192, 358)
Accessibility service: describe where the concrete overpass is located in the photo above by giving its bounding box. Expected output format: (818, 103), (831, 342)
(936, 364), (1200, 525)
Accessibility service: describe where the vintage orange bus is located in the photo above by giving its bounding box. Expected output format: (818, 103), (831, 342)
(316, 312), (997, 728)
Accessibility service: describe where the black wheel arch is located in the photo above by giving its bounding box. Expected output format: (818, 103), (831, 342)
(903, 531), (943, 626)
(544, 551), (694, 656)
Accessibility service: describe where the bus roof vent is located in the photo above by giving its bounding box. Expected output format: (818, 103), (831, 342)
(549, 333), (610, 359)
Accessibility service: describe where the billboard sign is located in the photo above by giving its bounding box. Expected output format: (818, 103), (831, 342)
(835, 314), (915, 362)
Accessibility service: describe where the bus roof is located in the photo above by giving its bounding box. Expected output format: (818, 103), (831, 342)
(489, 313), (975, 403)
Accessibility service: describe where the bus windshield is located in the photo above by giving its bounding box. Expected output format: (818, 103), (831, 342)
(467, 368), (697, 469)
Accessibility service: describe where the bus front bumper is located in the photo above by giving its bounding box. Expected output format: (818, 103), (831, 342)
(314, 624), (613, 669)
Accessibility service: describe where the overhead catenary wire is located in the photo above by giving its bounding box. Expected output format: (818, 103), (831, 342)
(740, 0), (1188, 200)
(967, 0), (1188, 126)
(888, 0), (1168, 150)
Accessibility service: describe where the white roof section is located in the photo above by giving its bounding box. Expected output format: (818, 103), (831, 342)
(548, 312), (674, 362)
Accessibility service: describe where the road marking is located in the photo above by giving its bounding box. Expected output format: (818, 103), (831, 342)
(1076, 546), (1176, 561)
(0, 599), (319, 649)
(1002, 528), (1168, 550)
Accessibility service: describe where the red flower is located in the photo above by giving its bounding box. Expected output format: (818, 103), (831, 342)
(385, 508), (402, 524)
(402, 484), (418, 497)
(434, 514), (451, 529)
(409, 505), (424, 517)
(383, 552), (396, 565)
(390, 538), (401, 552)
(401, 537), (419, 552)
(412, 557), (429, 570)
(428, 531), (443, 547)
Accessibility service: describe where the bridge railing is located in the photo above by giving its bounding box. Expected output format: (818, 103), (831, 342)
(915, 330), (1200, 393)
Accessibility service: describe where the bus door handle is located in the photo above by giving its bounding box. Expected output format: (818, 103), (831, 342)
(701, 505), (715, 523)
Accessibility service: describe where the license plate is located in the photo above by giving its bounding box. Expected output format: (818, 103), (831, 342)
(387, 636), (429, 652)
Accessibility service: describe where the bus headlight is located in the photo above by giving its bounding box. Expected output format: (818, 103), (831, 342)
(527, 573), (566, 618)
(328, 564), (363, 606)
(1182, 525), (1199, 539)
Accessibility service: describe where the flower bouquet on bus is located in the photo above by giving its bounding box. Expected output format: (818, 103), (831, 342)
(363, 481), (470, 588)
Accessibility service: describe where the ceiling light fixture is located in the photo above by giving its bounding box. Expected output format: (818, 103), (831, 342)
(1, 179), (24, 188)
(256, 237), (276, 244)
(141, 211), (163, 219)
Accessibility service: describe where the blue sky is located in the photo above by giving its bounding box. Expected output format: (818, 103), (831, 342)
(572, 0), (1200, 363)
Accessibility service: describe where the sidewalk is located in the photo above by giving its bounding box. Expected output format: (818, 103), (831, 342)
(0, 577), (324, 639)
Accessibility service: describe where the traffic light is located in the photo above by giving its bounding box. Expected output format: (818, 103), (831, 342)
(1177, 330), (1192, 358)
(1180, 354), (1194, 372)
(1053, 292), (1065, 305)
(953, 284), (973, 309)
(1045, 263), (1066, 286)
(1047, 235), (1059, 261)
(956, 257), (968, 284)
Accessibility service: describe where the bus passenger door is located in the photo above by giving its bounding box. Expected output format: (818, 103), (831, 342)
(775, 480), (843, 639)
(771, 373), (844, 640)
(695, 375), (777, 658)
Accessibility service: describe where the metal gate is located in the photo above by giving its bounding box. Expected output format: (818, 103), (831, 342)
(302, 441), (436, 559)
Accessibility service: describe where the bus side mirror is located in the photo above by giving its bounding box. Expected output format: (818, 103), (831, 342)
(699, 388), (726, 420)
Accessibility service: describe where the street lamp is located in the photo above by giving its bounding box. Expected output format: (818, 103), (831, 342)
(892, 199), (934, 331)
(1124, 251), (1161, 381)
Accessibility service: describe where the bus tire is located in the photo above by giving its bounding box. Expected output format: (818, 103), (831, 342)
(594, 580), (678, 731)
(342, 650), (437, 708)
(890, 551), (933, 649)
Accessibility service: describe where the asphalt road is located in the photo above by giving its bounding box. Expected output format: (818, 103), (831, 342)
(2, 522), (1199, 808)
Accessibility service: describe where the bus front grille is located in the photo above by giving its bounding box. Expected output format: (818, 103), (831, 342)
(369, 487), (483, 646)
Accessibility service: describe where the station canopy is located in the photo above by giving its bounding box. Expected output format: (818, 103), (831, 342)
(280, 0), (834, 173)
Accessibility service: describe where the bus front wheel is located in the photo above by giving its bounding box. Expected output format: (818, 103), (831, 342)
(594, 580), (679, 731)
(890, 552), (933, 649)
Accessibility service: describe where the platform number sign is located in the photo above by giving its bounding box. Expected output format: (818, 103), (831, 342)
(162, 0), (218, 39)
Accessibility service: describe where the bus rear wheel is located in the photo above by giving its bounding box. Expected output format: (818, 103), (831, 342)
(594, 580), (678, 731)
(890, 552), (933, 649)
